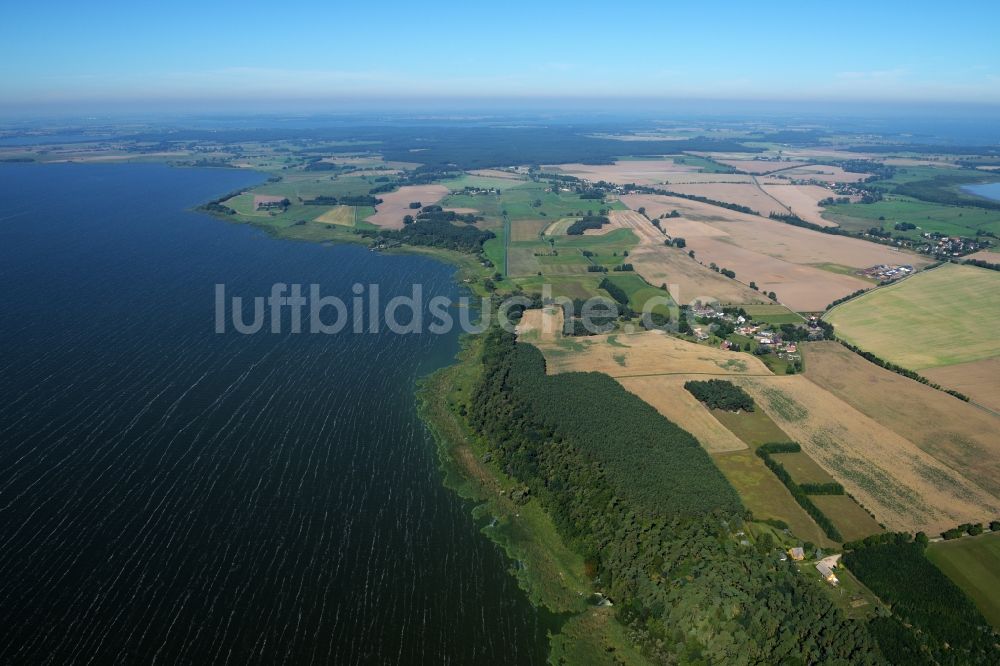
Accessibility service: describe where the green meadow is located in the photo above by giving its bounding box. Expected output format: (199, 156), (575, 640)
(824, 194), (1000, 238)
(825, 263), (1000, 369)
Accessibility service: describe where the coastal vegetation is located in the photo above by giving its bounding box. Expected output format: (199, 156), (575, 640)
(463, 327), (882, 662)
(11, 119), (1000, 663)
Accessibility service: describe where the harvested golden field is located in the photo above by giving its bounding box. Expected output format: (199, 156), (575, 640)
(602, 210), (664, 243)
(635, 194), (916, 267)
(509, 219), (551, 241)
(966, 249), (1000, 263)
(673, 235), (872, 311)
(525, 330), (771, 455)
(661, 173), (760, 185)
(515, 306), (564, 343)
(617, 375), (748, 453)
(622, 193), (929, 311)
(314, 205), (355, 226)
(760, 183), (840, 227)
(732, 374), (1000, 534)
(922, 359), (1000, 414)
(629, 244), (766, 305)
(602, 203), (763, 305)
(803, 342), (1000, 495)
(773, 164), (868, 183)
(778, 148), (878, 161)
(537, 330), (772, 377)
(664, 183), (788, 217)
(825, 264), (1000, 369)
(544, 159), (700, 185)
(364, 184), (449, 229)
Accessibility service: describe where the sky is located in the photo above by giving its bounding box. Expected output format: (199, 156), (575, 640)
(2, 0), (999, 113)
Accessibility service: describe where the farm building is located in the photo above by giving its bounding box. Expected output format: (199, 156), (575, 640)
(788, 547), (805, 561)
(815, 554), (841, 586)
(253, 195), (289, 211)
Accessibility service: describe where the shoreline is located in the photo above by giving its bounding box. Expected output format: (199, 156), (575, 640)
(197, 173), (638, 661)
(415, 335), (654, 664)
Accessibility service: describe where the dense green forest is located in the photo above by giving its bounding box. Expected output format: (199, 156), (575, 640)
(467, 327), (883, 663)
(684, 379), (755, 412)
(133, 125), (762, 169)
(361, 218), (494, 252)
(503, 339), (740, 514)
(566, 215), (610, 235)
(844, 534), (998, 664)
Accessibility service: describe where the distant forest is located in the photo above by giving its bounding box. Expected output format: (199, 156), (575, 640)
(129, 125), (763, 169)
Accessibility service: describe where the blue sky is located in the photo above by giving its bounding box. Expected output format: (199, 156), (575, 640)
(2, 0), (999, 110)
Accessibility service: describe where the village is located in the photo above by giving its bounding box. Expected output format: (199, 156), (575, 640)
(687, 303), (820, 372)
(918, 232), (993, 258)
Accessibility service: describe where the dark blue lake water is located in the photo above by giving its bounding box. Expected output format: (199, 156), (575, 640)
(0, 163), (549, 664)
(962, 181), (1000, 203)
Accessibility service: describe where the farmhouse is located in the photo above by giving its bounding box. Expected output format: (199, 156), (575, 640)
(254, 195), (289, 211)
(859, 264), (915, 282)
(815, 554), (842, 586)
(788, 547), (805, 561)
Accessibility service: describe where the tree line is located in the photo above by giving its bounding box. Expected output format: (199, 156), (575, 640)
(755, 442), (843, 541)
(566, 215), (610, 235)
(843, 532), (998, 663)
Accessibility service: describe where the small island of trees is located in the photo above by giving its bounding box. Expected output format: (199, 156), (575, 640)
(684, 379), (755, 412)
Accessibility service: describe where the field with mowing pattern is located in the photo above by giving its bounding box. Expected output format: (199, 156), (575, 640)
(537, 330), (773, 378)
(922, 358), (1000, 413)
(314, 205), (356, 226)
(825, 263), (1000, 369)
(803, 341), (1000, 496)
(732, 374), (1000, 534)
